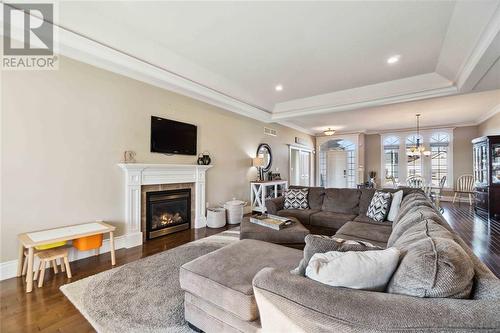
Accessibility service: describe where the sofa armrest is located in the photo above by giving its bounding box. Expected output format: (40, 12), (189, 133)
(253, 268), (499, 332)
(265, 196), (285, 214)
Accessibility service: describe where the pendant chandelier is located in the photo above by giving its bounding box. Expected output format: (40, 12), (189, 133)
(324, 128), (335, 136)
(407, 114), (431, 156)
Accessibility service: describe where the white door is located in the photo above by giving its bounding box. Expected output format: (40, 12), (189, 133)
(327, 150), (348, 188)
(300, 151), (311, 186)
(290, 149), (301, 185)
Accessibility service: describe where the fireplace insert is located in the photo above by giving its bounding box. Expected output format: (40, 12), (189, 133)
(146, 189), (191, 239)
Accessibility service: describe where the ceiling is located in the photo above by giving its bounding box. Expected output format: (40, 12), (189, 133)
(291, 89), (500, 134)
(7, 1), (500, 134)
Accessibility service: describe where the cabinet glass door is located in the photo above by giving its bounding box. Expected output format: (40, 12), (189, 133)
(492, 144), (500, 184)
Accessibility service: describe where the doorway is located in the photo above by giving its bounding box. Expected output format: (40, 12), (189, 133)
(289, 146), (313, 186)
(327, 150), (348, 188)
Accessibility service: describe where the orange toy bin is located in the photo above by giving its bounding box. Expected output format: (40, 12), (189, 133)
(73, 234), (103, 251)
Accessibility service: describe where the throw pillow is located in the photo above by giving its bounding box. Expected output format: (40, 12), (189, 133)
(366, 191), (392, 222)
(387, 219), (474, 298)
(284, 188), (309, 210)
(387, 190), (403, 222)
(291, 235), (382, 276)
(305, 247), (401, 291)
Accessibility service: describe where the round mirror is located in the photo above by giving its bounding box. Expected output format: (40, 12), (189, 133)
(256, 143), (272, 172)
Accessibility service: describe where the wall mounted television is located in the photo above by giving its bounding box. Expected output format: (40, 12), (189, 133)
(150, 116), (197, 155)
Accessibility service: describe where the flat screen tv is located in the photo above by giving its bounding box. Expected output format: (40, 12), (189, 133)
(150, 116), (197, 155)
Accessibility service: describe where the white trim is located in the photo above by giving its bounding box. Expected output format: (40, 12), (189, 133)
(476, 104), (500, 125)
(456, 4), (500, 90)
(0, 234), (129, 281)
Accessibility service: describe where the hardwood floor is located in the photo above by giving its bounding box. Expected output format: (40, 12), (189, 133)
(1, 204), (498, 333)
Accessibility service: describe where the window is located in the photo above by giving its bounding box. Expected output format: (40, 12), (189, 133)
(430, 132), (449, 187)
(406, 135), (423, 178)
(383, 136), (399, 182)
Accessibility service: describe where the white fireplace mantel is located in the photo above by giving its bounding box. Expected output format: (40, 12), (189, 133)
(118, 163), (212, 248)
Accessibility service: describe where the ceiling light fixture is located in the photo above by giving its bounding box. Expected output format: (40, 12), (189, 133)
(387, 55), (401, 64)
(324, 128), (335, 136)
(275, 84), (283, 91)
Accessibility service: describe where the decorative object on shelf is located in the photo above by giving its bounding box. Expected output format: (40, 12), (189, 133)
(202, 151), (211, 165)
(250, 180), (288, 213)
(252, 157), (264, 181)
(223, 198), (247, 225)
(256, 143), (273, 173)
(271, 172), (281, 180)
(323, 128), (335, 136)
(407, 114), (431, 156)
(197, 154), (204, 165)
(123, 150), (136, 163)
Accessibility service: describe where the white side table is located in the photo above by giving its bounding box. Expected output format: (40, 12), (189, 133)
(250, 180), (288, 213)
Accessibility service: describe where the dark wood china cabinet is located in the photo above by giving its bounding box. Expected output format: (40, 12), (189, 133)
(472, 136), (500, 221)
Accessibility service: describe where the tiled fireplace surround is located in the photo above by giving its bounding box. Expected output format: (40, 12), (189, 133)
(118, 164), (212, 248)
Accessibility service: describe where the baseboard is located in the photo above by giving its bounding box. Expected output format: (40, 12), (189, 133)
(0, 234), (129, 281)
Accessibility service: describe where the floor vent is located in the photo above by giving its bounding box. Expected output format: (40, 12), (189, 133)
(264, 127), (277, 136)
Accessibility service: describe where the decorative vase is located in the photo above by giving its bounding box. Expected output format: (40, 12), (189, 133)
(197, 154), (204, 165)
(202, 152), (211, 165)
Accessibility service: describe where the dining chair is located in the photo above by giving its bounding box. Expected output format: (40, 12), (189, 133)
(453, 174), (475, 205)
(406, 175), (426, 189)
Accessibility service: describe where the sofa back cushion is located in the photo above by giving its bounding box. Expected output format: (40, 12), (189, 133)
(358, 189), (376, 216)
(322, 188), (361, 214)
(290, 186), (325, 210)
(387, 219), (474, 299)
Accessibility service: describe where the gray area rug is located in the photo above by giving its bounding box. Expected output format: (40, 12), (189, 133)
(60, 229), (240, 333)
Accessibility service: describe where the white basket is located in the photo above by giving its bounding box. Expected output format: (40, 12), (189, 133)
(223, 199), (247, 225)
(207, 208), (226, 228)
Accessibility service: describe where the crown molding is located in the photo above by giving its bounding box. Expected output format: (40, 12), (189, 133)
(275, 121), (315, 136)
(476, 103), (500, 125)
(271, 83), (457, 120)
(456, 4), (500, 91)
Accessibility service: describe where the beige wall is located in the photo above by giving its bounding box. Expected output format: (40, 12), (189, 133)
(364, 134), (382, 184)
(478, 112), (500, 136)
(1, 57), (314, 262)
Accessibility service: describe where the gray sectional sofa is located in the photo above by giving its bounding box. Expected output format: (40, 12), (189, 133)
(180, 188), (500, 332)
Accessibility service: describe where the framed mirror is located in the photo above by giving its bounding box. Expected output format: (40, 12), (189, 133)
(257, 143), (272, 172)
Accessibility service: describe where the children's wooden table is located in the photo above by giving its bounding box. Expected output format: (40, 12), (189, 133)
(17, 221), (116, 293)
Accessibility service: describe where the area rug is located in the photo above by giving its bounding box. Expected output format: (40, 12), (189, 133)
(60, 229), (240, 333)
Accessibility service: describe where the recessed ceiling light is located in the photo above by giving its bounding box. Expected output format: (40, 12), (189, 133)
(275, 84), (283, 91)
(387, 55), (401, 64)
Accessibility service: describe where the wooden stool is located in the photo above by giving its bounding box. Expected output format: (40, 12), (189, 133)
(33, 247), (72, 287)
(21, 249), (64, 281)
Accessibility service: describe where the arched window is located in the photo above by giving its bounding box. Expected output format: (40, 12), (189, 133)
(406, 134), (423, 178)
(430, 132), (450, 186)
(383, 136), (399, 182)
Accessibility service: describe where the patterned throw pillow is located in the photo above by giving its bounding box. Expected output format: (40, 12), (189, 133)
(291, 235), (382, 276)
(366, 191), (392, 222)
(284, 188), (309, 210)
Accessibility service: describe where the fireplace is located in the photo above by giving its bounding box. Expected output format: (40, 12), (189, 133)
(146, 189), (191, 239)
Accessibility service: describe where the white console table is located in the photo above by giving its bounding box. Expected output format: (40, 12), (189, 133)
(250, 180), (288, 213)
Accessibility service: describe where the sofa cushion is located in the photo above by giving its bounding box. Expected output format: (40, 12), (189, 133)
(334, 233), (388, 248)
(180, 239), (302, 321)
(336, 221), (393, 244)
(322, 188), (361, 214)
(387, 205), (445, 247)
(366, 191), (392, 222)
(358, 189), (376, 216)
(387, 190), (404, 222)
(307, 187), (325, 210)
(292, 234), (382, 276)
(310, 211), (356, 230)
(277, 209), (320, 225)
(306, 247), (400, 291)
(284, 188), (309, 210)
(353, 215), (377, 223)
(387, 219), (474, 298)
